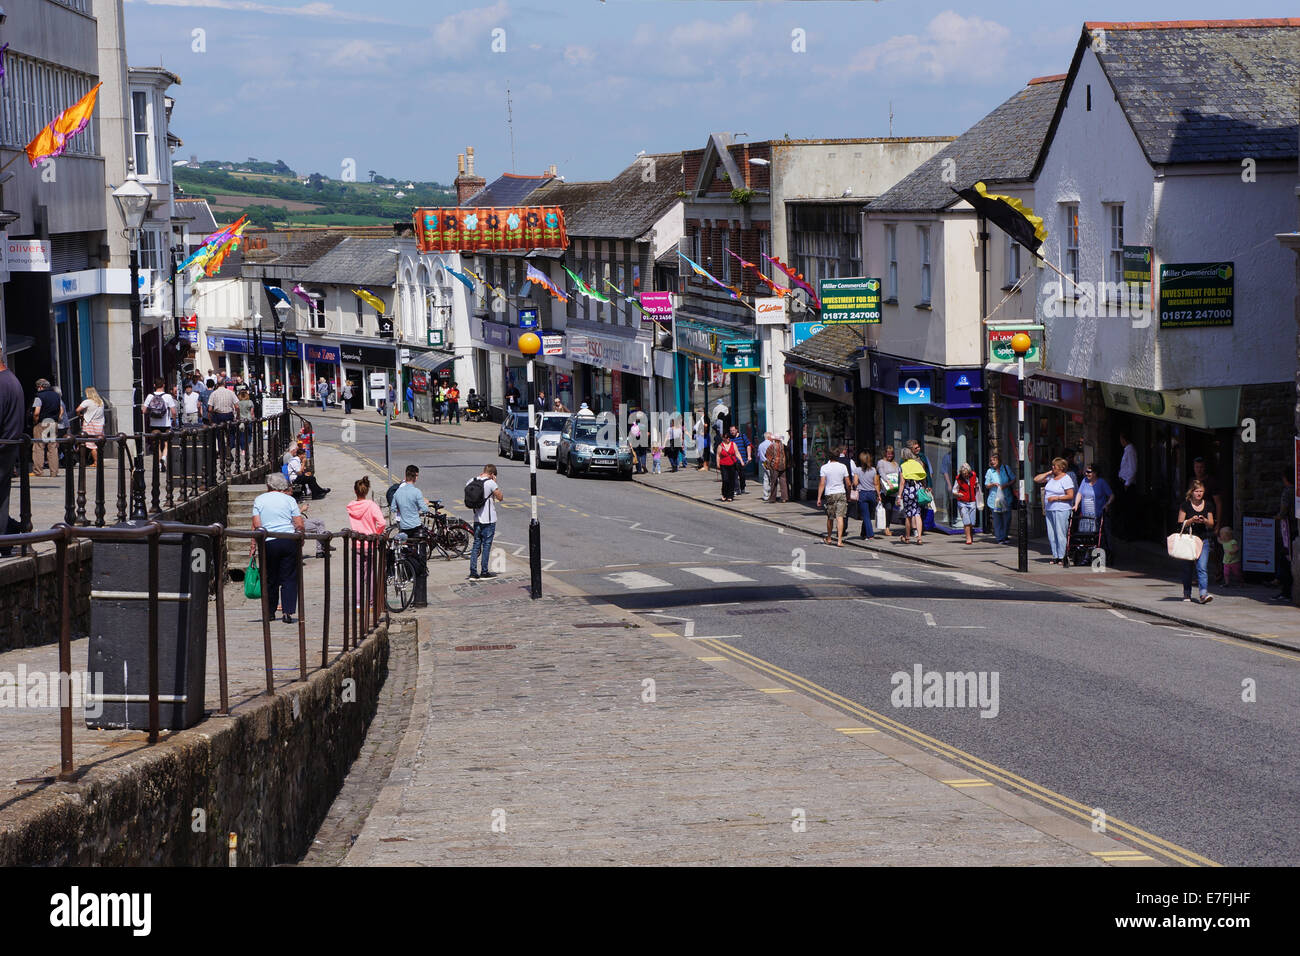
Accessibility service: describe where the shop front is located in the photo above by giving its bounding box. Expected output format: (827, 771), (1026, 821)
(304, 343), (341, 402)
(995, 371), (1087, 537)
(867, 352), (984, 533)
(566, 330), (651, 417)
(675, 318), (763, 448)
(785, 362), (855, 499)
(1100, 384), (1240, 541)
(204, 333), (302, 396)
(338, 342), (398, 410)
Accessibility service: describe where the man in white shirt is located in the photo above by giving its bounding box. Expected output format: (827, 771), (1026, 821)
(1115, 431), (1138, 544)
(466, 463), (504, 580)
(756, 432), (773, 501)
(141, 377), (177, 471)
(817, 452), (852, 547)
(180, 383), (202, 427)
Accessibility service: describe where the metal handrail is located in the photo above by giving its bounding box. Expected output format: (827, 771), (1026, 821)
(18, 519), (386, 782)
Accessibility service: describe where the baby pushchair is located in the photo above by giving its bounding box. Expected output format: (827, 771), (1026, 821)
(1063, 510), (1105, 569)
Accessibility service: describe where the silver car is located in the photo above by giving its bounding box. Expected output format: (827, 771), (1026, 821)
(535, 413), (569, 465)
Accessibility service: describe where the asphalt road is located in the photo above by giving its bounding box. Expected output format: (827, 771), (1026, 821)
(315, 415), (1300, 867)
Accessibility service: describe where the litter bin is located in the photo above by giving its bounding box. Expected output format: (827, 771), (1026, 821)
(86, 530), (212, 730)
(169, 431), (212, 484)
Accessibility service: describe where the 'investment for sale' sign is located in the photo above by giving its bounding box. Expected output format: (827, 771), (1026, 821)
(819, 277), (881, 324)
(1159, 262), (1234, 329)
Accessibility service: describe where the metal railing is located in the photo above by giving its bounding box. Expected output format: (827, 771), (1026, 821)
(2, 519), (387, 782)
(1, 413), (296, 533)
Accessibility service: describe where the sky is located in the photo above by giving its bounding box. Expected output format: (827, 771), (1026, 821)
(122, 0), (1300, 185)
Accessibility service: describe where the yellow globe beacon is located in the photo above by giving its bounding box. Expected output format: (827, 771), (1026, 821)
(518, 332), (542, 356)
(1010, 332), (1032, 356)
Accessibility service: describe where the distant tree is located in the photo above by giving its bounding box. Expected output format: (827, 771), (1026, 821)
(308, 172), (326, 190)
(368, 169), (377, 182)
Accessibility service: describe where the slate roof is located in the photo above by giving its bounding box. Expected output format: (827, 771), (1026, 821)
(1083, 19), (1300, 164)
(530, 153), (683, 240)
(525, 180), (611, 233)
(783, 324), (867, 373)
(868, 78), (1065, 213)
(272, 232), (348, 268)
(174, 198), (216, 233)
(296, 236), (397, 286)
(463, 172), (555, 207)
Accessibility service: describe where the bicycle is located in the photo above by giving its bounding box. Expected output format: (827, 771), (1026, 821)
(422, 500), (472, 558)
(384, 530), (419, 611)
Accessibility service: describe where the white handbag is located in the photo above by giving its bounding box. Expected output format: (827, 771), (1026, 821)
(875, 501), (887, 528)
(1166, 522), (1204, 561)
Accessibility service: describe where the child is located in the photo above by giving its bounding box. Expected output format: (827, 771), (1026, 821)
(1219, 526), (1241, 586)
(651, 445), (662, 474)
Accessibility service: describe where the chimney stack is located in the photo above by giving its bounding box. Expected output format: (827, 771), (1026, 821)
(454, 145), (486, 204)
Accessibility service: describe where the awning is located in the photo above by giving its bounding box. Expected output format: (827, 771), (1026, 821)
(406, 350), (458, 373)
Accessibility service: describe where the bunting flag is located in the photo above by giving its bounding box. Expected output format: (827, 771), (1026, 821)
(602, 277), (653, 318)
(264, 285), (293, 306)
(762, 254), (820, 307)
(563, 266), (611, 303)
(444, 265), (475, 292)
(679, 250), (742, 300)
(25, 82), (103, 167)
(353, 288), (387, 314)
(292, 283), (314, 307)
(727, 248), (790, 297)
(178, 216), (248, 274)
(953, 181), (1047, 255)
(526, 262), (568, 301)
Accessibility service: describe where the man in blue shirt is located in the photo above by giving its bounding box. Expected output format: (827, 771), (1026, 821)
(252, 472), (305, 623)
(390, 464), (429, 607)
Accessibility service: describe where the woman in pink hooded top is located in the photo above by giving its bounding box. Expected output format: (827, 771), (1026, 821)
(346, 475), (386, 536)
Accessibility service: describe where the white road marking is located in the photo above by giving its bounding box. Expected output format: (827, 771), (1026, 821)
(768, 565), (836, 580)
(684, 621), (695, 638)
(923, 570), (1007, 589)
(603, 571), (671, 590)
(680, 566), (755, 583)
(843, 567), (920, 583)
(923, 612), (936, 627)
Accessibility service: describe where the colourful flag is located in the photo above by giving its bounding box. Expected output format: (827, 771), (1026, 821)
(444, 265), (475, 292)
(727, 248), (790, 297)
(763, 254), (819, 307)
(679, 250), (742, 300)
(562, 266), (610, 303)
(526, 262), (568, 302)
(201, 218), (249, 277)
(264, 285), (292, 306)
(26, 82), (102, 167)
(292, 283), (314, 307)
(178, 216), (247, 273)
(353, 288), (387, 314)
(954, 181), (1046, 255)
(602, 277), (653, 318)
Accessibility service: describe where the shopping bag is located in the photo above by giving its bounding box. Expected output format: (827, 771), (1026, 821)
(976, 487), (985, 511)
(244, 555), (262, 599)
(875, 501), (887, 529)
(1165, 523), (1203, 561)
(917, 487), (934, 507)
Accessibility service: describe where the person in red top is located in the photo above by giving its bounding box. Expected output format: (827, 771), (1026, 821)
(953, 462), (980, 545)
(446, 383), (462, 424)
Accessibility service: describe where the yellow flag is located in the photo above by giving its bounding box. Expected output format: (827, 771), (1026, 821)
(26, 82), (102, 167)
(353, 289), (387, 314)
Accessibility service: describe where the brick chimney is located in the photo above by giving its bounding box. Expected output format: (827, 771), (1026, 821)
(454, 146), (486, 204)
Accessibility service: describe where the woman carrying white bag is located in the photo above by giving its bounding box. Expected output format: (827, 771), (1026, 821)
(1172, 479), (1216, 604)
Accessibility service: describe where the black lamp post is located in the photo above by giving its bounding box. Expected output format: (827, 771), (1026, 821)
(112, 176), (152, 521)
(274, 299), (290, 400)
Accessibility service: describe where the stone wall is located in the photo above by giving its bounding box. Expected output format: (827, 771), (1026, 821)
(1233, 382), (1292, 527)
(0, 622), (393, 866)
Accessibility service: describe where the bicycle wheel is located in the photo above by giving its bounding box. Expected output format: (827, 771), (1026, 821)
(442, 523), (472, 558)
(385, 555), (416, 611)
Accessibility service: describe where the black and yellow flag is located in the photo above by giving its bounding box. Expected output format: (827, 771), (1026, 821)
(954, 182), (1047, 255)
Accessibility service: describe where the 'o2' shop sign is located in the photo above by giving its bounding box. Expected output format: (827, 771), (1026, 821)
(1159, 262), (1233, 329)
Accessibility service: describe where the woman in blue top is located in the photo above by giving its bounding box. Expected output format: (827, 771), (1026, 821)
(1074, 463), (1113, 561)
(983, 451), (1014, 544)
(1034, 457), (1075, 564)
(252, 472), (305, 623)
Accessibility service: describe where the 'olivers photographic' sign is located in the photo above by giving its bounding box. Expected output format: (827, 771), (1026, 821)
(1159, 262), (1234, 329)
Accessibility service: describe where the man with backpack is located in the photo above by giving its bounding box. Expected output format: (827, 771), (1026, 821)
(465, 463), (503, 580)
(140, 377), (177, 472)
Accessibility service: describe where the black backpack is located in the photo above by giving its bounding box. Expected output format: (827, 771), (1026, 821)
(385, 482), (401, 509)
(464, 477), (487, 511)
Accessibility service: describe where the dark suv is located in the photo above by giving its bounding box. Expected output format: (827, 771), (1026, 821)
(556, 414), (633, 479)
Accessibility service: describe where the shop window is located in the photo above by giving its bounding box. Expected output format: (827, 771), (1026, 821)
(1004, 234), (1021, 289)
(131, 91), (153, 178)
(1105, 204), (1124, 298)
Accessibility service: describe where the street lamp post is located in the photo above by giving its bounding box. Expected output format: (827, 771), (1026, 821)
(273, 299), (290, 401)
(112, 176), (152, 521)
(1010, 332), (1032, 573)
(519, 331), (542, 599)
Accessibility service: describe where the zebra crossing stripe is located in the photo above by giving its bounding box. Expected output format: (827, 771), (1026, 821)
(680, 566), (755, 583)
(603, 571), (671, 590)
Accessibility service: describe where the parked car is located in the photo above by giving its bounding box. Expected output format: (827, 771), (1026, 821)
(535, 413), (570, 466)
(497, 411), (531, 461)
(556, 414), (633, 479)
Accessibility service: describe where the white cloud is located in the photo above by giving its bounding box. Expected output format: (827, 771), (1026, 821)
(431, 2), (511, 59)
(123, 0), (396, 25)
(563, 45), (594, 66)
(634, 11), (754, 49)
(847, 11), (1013, 83)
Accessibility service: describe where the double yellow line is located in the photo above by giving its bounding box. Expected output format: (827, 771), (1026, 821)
(698, 637), (1219, 868)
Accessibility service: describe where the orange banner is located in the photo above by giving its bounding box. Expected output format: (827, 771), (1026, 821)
(413, 206), (568, 253)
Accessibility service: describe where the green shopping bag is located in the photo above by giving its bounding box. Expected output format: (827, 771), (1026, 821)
(244, 554), (261, 600)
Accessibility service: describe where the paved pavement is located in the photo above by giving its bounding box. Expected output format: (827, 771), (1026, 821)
(339, 556), (1132, 866)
